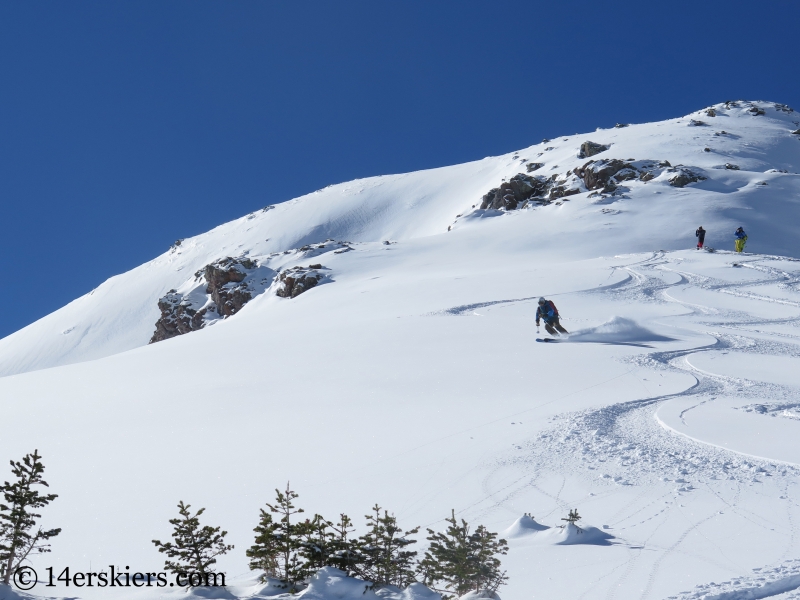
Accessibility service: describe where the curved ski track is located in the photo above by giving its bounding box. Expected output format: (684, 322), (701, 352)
(454, 250), (800, 600)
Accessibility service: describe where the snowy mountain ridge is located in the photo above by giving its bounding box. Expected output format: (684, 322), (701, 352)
(1, 99), (798, 377)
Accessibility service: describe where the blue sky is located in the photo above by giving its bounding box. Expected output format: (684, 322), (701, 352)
(0, 1), (797, 339)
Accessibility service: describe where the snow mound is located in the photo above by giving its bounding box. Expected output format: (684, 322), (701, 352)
(0, 585), (52, 600)
(503, 514), (549, 538)
(459, 590), (501, 600)
(175, 584), (239, 599)
(294, 568), (439, 600)
(543, 522), (614, 546)
(503, 518), (613, 546)
(566, 316), (672, 344)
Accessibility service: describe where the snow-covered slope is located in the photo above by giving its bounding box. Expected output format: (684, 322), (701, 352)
(2, 101), (800, 600)
(0, 100), (798, 377)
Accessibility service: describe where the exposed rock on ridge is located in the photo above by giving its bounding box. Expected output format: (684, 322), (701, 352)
(478, 158), (707, 213)
(151, 291), (205, 342)
(578, 141), (609, 159)
(204, 257), (257, 317)
(150, 257), (276, 343)
(276, 266), (326, 299)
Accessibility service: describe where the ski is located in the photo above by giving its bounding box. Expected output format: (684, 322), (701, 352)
(535, 337), (560, 343)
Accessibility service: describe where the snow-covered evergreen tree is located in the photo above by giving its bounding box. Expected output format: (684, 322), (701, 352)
(152, 501), (233, 578)
(246, 482), (308, 591)
(356, 504), (419, 588)
(468, 524), (508, 594)
(298, 513), (333, 573)
(0, 450), (61, 586)
(419, 510), (507, 599)
(246, 509), (281, 579)
(326, 513), (361, 576)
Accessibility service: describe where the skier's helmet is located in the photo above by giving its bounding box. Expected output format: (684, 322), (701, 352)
(538, 297), (546, 305)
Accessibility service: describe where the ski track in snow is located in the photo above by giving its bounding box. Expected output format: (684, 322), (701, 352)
(469, 251), (800, 600)
(4, 102), (800, 600)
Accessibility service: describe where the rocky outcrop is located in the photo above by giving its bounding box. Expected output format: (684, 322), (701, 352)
(150, 256), (276, 343)
(724, 163), (740, 170)
(151, 291), (207, 343)
(689, 119), (706, 126)
(578, 141), (609, 159)
(706, 108), (717, 117)
(480, 174), (550, 210)
(276, 266), (325, 299)
(204, 257), (256, 317)
(669, 167), (706, 188)
(476, 157), (706, 214)
(791, 129), (800, 135)
(576, 159), (630, 191)
(574, 159), (677, 192)
(526, 162), (544, 173)
(748, 105), (765, 116)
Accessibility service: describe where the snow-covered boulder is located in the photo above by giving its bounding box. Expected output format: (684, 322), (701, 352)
(578, 141), (609, 159)
(275, 266), (328, 299)
(668, 166), (706, 188)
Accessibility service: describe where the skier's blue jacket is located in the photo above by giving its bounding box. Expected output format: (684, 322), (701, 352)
(735, 229), (747, 239)
(536, 301), (559, 324)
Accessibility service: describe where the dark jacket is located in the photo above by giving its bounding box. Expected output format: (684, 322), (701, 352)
(696, 227), (705, 241)
(536, 301), (559, 324)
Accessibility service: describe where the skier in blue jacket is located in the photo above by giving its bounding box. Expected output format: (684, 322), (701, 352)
(536, 297), (568, 335)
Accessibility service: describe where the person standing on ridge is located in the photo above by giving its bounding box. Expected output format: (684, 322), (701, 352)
(696, 226), (706, 249)
(735, 227), (748, 253)
(536, 297), (568, 336)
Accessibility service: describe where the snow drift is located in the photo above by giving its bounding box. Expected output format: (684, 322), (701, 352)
(502, 514), (548, 538)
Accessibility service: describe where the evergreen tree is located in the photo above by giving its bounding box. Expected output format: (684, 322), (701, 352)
(561, 508), (582, 532)
(562, 508), (581, 525)
(152, 501), (233, 577)
(298, 514), (333, 573)
(468, 524), (508, 593)
(326, 513), (361, 576)
(246, 510), (280, 578)
(0, 450), (61, 586)
(419, 510), (508, 599)
(246, 482), (307, 591)
(356, 505), (418, 588)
